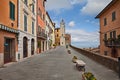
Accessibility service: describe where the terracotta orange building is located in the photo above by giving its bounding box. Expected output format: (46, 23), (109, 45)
(37, 0), (47, 53)
(0, 0), (18, 66)
(96, 0), (120, 58)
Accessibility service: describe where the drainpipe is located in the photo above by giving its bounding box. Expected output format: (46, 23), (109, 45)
(118, 57), (120, 78)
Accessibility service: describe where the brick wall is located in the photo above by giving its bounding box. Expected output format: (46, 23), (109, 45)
(70, 45), (119, 73)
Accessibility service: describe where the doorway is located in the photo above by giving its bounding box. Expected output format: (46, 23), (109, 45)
(31, 39), (34, 55)
(43, 41), (44, 51)
(23, 37), (28, 58)
(4, 38), (14, 63)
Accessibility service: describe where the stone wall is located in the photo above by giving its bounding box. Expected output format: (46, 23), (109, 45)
(70, 45), (119, 73)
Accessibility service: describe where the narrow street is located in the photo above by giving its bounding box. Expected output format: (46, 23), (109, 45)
(0, 46), (119, 80)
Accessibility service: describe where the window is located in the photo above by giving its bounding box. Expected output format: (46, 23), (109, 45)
(104, 34), (107, 40)
(57, 34), (58, 37)
(112, 11), (116, 21)
(9, 1), (15, 20)
(104, 18), (107, 26)
(32, 21), (34, 34)
(113, 31), (116, 38)
(38, 26), (41, 32)
(43, 1), (45, 7)
(24, 0), (28, 6)
(38, 8), (42, 18)
(110, 32), (112, 39)
(24, 15), (27, 31)
(43, 14), (45, 21)
(57, 29), (59, 32)
(32, 4), (34, 14)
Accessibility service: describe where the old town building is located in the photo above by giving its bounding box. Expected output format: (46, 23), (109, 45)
(49, 22), (55, 48)
(18, 0), (37, 60)
(46, 12), (55, 49)
(55, 28), (60, 46)
(55, 20), (71, 46)
(96, 0), (120, 58)
(37, 0), (47, 53)
(0, 0), (18, 66)
(65, 34), (71, 45)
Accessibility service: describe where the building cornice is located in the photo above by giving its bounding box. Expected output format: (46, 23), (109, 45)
(95, 0), (118, 18)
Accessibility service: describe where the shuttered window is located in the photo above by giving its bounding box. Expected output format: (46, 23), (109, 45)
(24, 0), (28, 6)
(24, 15), (27, 31)
(9, 1), (15, 20)
(104, 34), (107, 40)
(104, 18), (107, 26)
(112, 11), (116, 21)
(32, 4), (34, 14)
(113, 31), (116, 38)
(32, 22), (34, 34)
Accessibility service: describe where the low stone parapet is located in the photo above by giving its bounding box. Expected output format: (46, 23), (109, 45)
(70, 45), (119, 73)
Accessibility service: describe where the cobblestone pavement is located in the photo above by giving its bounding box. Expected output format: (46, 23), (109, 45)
(0, 46), (119, 80)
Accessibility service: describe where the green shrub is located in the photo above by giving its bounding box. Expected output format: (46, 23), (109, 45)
(84, 72), (97, 80)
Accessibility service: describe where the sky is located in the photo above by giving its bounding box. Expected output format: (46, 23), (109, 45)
(45, 0), (112, 48)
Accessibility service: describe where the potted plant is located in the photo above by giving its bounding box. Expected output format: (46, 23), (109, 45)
(37, 41), (41, 53)
(72, 56), (77, 63)
(82, 72), (97, 80)
(53, 44), (56, 48)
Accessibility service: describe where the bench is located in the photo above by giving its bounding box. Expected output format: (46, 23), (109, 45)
(76, 60), (86, 71)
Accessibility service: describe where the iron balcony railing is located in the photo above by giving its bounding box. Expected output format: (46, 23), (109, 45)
(104, 40), (120, 48)
(37, 31), (47, 39)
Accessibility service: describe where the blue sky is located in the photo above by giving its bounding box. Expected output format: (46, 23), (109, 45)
(46, 0), (112, 48)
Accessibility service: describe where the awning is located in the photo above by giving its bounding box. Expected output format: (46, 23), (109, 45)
(0, 24), (18, 34)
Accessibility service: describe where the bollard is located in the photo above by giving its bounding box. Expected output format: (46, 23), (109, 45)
(118, 57), (120, 78)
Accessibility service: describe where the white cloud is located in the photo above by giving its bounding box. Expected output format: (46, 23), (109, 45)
(68, 21), (75, 27)
(53, 20), (59, 28)
(66, 29), (99, 43)
(85, 19), (99, 25)
(70, 0), (84, 5)
(81, 0), (112, 15)
(46, 0), (84, 11)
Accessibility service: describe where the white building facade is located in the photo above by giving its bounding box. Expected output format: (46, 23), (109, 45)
(17, 0), (37, 61)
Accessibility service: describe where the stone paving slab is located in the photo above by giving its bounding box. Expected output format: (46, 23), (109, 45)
(0, 47), (81, 80)
(70, 47), (119, 80)
(0, 46), (119, 80)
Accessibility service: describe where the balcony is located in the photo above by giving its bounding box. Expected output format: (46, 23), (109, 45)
(104, 39), (120, 48)
(37, 31), (47, 40)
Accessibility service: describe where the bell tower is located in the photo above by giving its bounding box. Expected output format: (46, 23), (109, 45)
(60, 19), (65, 46)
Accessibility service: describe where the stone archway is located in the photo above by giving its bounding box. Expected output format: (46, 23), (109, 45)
(31, 39), (34, 55)
(23, 37), (28, 58)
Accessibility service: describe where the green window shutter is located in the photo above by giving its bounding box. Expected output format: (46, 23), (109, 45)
(32, 5), (34, 13)
(24, 15), (27, 31)
(13, 4), (15, 20)
(9, 1), (15, 20)
(32, 22), (34, 34)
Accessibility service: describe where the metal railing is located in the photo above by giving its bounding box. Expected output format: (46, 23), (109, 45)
(37, 31), (47, 39)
